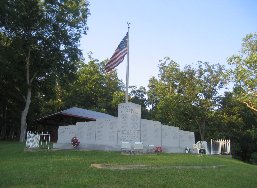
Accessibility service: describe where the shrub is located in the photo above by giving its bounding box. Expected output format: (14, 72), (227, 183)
(249, 152), (257, 165)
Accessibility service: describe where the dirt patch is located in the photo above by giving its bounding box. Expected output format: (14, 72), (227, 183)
(91, 164), (225, 170)
(91, 164), (149, 170)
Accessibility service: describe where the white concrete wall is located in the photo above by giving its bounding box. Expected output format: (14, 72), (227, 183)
(141, 119), (162, 146)
(161, 125), (180, 152)
(57, 125), (76, 144)
(54, 103), (195, 153)
(95, 118), (118, 146)
(179, 130), (195, 149)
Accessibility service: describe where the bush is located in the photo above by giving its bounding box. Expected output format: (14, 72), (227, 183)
(249, 152), (257, 165)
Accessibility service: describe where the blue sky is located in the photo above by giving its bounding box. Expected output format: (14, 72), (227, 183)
(81, 0), (257, 89)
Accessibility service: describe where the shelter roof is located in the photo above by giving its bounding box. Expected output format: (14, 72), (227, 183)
(36, 107), (114, 126)
(60, 107), (114, 120)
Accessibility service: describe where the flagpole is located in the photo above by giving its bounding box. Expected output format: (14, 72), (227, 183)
(126, 22), (130, 103)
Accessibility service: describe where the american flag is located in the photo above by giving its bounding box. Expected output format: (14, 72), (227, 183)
(105, 32), (128, 72)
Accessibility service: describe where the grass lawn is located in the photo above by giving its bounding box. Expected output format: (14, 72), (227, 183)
(0, 142), (257, 188)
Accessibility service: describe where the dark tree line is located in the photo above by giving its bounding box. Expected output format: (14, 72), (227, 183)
(0, 0), (89, 141)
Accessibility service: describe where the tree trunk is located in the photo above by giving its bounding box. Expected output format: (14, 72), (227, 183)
(197, 119), (206, 141)
(19, 87), (31, 142)
(19, 48), (33, 142)
(0, 105), (7, 139)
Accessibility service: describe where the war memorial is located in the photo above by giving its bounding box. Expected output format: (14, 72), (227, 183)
(53, 102), (195, 153)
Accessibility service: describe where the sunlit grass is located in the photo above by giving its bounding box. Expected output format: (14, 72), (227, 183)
(0, 141), (257, 188)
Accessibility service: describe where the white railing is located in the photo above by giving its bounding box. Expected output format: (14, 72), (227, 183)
(192, 139), (231, 155)
(210, 139), (230, 155)
(26, 131), (51, 149)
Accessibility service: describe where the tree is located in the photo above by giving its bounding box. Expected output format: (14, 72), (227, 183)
(129, 86), (149, 118)
(0, 0), (89, 141)
(188, 61), (226, 140)
(217, 91), (257, 161)
(147, 57), (226, 140)
(228, 33), (257, 112)
(64, 59), (124, 116)
(0, 25), (27, 140)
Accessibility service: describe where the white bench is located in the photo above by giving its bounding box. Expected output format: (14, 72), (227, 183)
(133, 142), (144, 154)
(147, 145), (155, 153)
(121, 142), (132, 154)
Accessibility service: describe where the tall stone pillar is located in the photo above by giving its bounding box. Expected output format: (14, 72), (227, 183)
(118, 103), (141, 143)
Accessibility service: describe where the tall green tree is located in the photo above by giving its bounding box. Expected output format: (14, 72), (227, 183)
(65, 59), (124, 116)
(0, 0), (89, 141)
(0, 33), (21, 139)
(147, 57), (226, 140)
(228, 33), (257, 112)
(217, 91), (257, 161)
(188, 61), (226, 140)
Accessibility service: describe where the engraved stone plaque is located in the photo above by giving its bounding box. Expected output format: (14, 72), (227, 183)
(141, 119), (161, 146)
(57, 125), (76, 143)
(118, 103), (141, 142)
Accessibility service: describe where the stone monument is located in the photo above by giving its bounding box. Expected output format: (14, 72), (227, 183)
(53, 102), (195, 153)
(118, 103), (141, 143)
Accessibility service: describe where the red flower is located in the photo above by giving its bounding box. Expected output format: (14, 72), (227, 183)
(155, 146), (163, 153)
(71, 137), (80, 148)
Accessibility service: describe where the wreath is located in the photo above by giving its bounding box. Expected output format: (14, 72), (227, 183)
(71, 137), (80, 148)
(154, 146), (163, 153)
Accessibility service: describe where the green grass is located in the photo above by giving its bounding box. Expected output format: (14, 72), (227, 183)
(0, 142), (257, 188)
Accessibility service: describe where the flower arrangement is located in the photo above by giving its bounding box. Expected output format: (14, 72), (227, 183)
(71, 137), (80, 148)
(154, 146), (163, 153)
